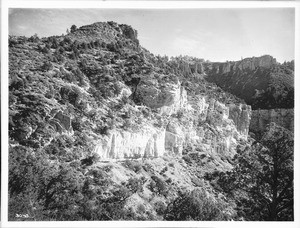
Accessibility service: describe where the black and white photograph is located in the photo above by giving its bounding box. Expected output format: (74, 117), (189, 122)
(1, 1), (299, 227)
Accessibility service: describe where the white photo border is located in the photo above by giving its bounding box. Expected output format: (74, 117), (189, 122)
(1, 1), (300, 228)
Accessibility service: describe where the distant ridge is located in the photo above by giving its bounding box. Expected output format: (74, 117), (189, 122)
(204, 55), (294, 109)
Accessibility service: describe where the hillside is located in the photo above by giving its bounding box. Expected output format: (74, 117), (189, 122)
(204, 55), (294, 110)
(8, 21), (294, 221)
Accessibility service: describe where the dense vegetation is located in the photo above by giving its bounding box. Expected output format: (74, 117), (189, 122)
(8, 22), (294, 221)
(204, 58), (294, 110)
(205, 124), (294, 220)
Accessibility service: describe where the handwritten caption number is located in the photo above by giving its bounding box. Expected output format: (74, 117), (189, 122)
(15, 213), (30, 218)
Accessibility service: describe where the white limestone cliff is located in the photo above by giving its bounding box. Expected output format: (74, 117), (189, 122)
(94, 126), (166, 160)
(94, 84), (252, 160)
(213, 55), (277, 74)
(181, 97), (250, 158)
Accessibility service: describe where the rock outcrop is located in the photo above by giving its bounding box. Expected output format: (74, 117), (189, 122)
(175, 58), (205, 76)
(184, 61), (204, 75)
(135, 79), (187, 115)
(119, 24), (138, 42)
(48, 110), (73, 134)
(53, 111), (72, 131)
(165, 121), (184, 155)
(250, 109), (294, 134)
(67, 21), (139, 45)
(228, 104), (252, 136)
(190, 97), (250, 157)
(211, 55), (277, 74)
(195, 97), (251, 137)
(94, 94), (251, 160)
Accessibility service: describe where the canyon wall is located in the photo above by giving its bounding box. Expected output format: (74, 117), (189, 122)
(211, 55), (277, 74)
(204, 55), (294, 110)
(94, 92), (252, 160)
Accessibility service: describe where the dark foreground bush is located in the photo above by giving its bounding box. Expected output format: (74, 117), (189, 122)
(164, 188), (231, 221)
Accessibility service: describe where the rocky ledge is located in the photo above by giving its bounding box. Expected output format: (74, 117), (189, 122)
(211, 55), (277, 74)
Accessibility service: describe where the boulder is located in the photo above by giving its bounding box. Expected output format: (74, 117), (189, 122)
(54, 111), (72, 131)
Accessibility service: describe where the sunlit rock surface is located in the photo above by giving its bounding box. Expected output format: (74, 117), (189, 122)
(211, 55), (277, 74)
(94, 126), (166, 160)
(94, 92), (252, 160)
(228, 104), (252, 136)
(165, 121), (184, 156)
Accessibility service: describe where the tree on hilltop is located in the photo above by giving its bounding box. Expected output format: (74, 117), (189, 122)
(70, 25), (77, 33)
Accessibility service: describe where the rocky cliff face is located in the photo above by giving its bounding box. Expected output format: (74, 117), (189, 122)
(135, 78), (187, 115)
(94, 91), (251, 160)
(228, 104), (252, 136)
(180, 60), (204, 75)
(94, 126), (166, 160)
(183, 97), (251, 156)
(67, 21), (139, 45)
(212, 55), (277, 74)
(171, 57), (205, 76)
(250, 109), (294, 135)
(204, 55), (294, 110)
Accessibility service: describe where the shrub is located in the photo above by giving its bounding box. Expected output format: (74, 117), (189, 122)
(70, 25), (77, 33)
(154, 201), (167, 215)
(137, 204), (146, 214)
(71, 117), (83, 132)
(191, 177), (204, 187)
(69, 161), (81, 169)
(149, 176), (168, 197)
(28, 33), (39, 43)
(164, 188), (230, 221)
(81, 154), (100, 166)
(159, 166), (168, 175)
(126, 177), (144, 193)
(182, 155), (193, 164)
(41, 46), (50, 54)
(63, 37), (72, 44)
(142, 163), (154, 174)
(59, 85), (82, 107)
(168, 162), (175, 168)
(103, 165), (113, 173)
(41, 61), (53, 72)
(9, 37), (18, 47)
(122, 160), (142, 173)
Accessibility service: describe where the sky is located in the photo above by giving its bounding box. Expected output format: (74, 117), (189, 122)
(9, 8), (295, 63)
